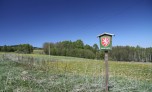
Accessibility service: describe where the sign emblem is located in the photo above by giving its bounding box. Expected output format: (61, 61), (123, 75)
(101, 37), (110, 47)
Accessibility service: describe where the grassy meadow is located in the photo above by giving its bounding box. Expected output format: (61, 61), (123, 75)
(0, 52), (152, 92)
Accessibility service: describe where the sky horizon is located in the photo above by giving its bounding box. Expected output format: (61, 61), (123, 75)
(0, 0), (152, 48)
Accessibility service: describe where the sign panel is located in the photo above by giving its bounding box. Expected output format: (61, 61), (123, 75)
(99, 35), (112, 50)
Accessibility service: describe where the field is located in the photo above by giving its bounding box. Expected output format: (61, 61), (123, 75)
(0, 53), (152, 92)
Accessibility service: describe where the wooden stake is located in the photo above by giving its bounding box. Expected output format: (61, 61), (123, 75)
(105, 50), (109, 92)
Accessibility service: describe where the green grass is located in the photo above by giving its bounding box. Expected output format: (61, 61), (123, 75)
(0, 53), (152, 92)
(33, 50), (44, 55)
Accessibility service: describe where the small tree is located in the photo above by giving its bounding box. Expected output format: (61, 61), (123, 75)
(73, 39), (84, 49)
(1, 45), (7, 52)
(17, 44), (33, 54)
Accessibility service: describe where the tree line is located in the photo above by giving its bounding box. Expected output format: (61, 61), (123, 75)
(0, 44), (33, 54)
(43, 40), (152, 62)
(43, 40), (104, 59)
(1, 40), (152, 62)
(109, 46), (152, 62)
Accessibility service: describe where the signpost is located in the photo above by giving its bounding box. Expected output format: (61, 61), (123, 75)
(98, 32), (114, 92)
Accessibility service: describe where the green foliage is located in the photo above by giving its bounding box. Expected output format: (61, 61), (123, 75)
(17, 44), (33, 54)
(43, 39), (152, 62)
(109, 46), (152, 62)
(73, 39), (84, 49)
(0, 45), (15, 52)
(0, 44), (33, 54)
(1, 45), (8, 52)
(43, 40), (100, 59)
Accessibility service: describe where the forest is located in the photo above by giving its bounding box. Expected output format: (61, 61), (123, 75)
(109, 46), (152, 62)
(43, 40), (152, 62)
(0, 44), (33, 54)
(0, 40), (152, 62)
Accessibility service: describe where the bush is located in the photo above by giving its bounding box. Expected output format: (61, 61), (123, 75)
(16, 44), (33, 54)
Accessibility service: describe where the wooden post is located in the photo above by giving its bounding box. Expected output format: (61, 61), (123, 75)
(105, 50), (109, 92)
(97, 32), (114, 92)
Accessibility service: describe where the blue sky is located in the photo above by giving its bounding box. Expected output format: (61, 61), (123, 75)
(0, 0), (152, 48)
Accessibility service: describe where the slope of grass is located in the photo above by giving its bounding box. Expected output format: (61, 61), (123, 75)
(0, 53), (152, 92)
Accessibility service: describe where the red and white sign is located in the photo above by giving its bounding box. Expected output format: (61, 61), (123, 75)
(101, 37), (110, 47)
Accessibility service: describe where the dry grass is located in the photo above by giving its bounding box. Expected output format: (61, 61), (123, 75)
(0, 53), (152, 92)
